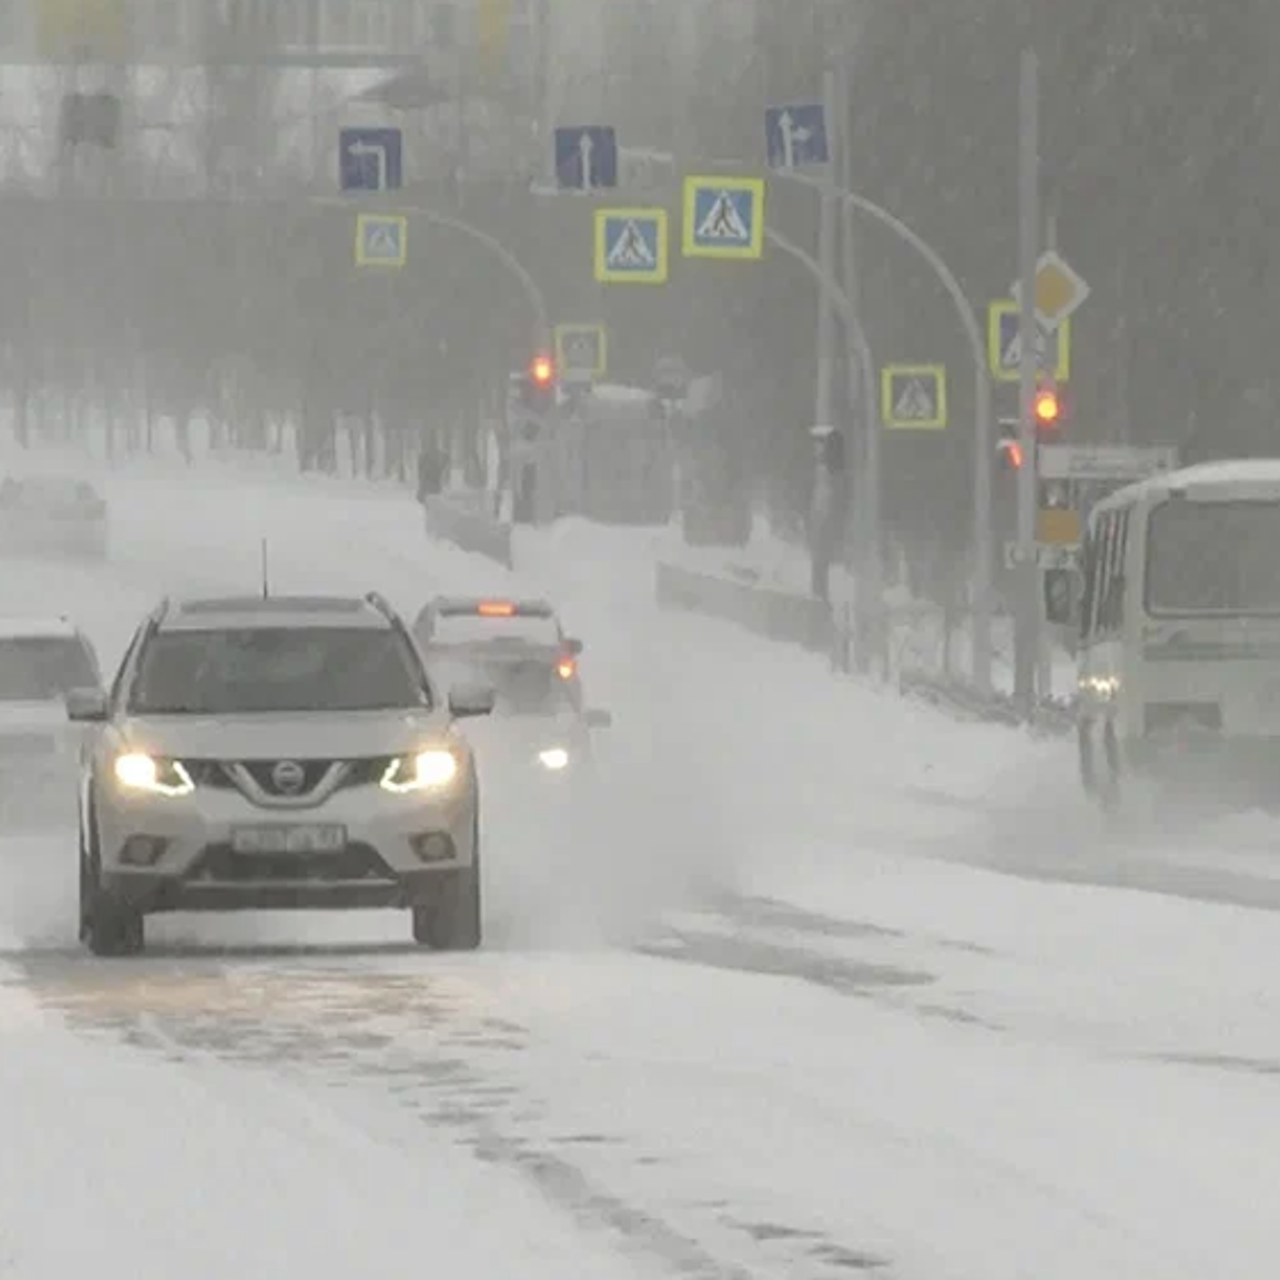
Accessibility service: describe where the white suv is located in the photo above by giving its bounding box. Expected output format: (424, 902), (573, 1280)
(67, 593), (493, 957)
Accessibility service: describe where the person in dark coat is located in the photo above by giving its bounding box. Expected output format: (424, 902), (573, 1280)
(416, 435), (447, 502)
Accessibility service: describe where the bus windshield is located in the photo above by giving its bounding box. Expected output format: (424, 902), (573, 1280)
(1146, 499), (1280, 616)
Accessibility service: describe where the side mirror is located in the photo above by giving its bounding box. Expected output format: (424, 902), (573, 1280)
(584, 708), (612, 729)
(563, 637), (584, 657)
(447, 683), (495, 719)
(66, 687), (108, 723)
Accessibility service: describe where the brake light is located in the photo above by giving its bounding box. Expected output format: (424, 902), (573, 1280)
(477, 601), (515, 617)
(556, 658), (576, 680)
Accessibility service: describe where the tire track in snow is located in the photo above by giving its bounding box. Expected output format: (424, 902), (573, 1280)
(16, 952), (889, 1280)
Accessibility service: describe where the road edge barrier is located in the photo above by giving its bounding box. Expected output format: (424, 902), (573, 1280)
(654, 560), (833, 653)
(655, 559), (1074, 737)
(421, 493), (512, 569)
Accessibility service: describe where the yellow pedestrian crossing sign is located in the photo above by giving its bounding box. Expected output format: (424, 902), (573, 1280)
(594, 208), (668, 283)
(682, 176), (765, 260)
(355, 214), (407, 268)
(987, 300), (1071, 383)
(554, 323), (608, 378)
(881, 364), (947, 430)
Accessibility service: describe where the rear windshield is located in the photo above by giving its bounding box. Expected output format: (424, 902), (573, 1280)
(427, 612), (561, 646)
(129, 626), (431, 715)
(1146, 499), (1280, 615)
(0, 636), (99, 702)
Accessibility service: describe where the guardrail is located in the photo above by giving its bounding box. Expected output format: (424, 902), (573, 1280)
(654, 560), (833, 653)
(655, 557), (1075, 736)
(421, 493), (512, 569)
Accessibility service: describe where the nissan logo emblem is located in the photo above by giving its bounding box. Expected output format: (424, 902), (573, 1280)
(271, 760), (306, 794)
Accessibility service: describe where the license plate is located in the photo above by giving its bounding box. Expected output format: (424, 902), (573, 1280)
(230, 824), (347, 855)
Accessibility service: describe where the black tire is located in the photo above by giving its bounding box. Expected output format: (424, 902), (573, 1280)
(412, 816), (481, 951)
(80, 798), (145, 958)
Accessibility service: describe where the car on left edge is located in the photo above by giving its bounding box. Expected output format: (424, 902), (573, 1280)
(67, 591), (494, 958)
(0, 474), (109, 560)
(0, 615), (103, 823)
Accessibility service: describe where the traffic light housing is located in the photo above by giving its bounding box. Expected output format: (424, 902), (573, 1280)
(520, 354), (557, 413)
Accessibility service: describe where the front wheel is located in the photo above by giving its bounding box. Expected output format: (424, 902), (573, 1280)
(79, 801), (145, 958)
(412, 815), (482, 951)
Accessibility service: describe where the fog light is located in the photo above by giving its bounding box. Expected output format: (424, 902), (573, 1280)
(119, 835), (167, 866)
(410, 832), (455, 863)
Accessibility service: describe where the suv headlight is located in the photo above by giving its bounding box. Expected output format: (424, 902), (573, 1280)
(113, 752), (195, 797)
(380, 749), (460, 794)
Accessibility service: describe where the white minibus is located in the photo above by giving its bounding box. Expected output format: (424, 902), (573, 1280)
(1076, 459), (1280, 811)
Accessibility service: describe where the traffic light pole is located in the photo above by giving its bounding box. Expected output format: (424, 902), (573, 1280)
(1013, 48), (1041, 716)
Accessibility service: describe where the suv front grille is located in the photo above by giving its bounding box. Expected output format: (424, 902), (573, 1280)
(184, 757), (396, 794)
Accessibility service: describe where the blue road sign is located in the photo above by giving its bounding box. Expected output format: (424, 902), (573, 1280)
(765, 103), (829, 168)
(554, 125), (618, 191)
(355, 213), (407, 267)
(594, 208), (668, 283)
(682, 176), (765, 260)
(339, 127), (403, 191)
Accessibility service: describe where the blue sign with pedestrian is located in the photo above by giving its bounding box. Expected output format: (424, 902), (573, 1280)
(554, 125), (618, 191)
(339, 127), (402, 192)
(765, 103), (829, 169)
(682, 176), (765, 260)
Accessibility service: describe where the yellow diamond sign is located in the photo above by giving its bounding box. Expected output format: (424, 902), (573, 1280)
(1011, 250), (1090, 332)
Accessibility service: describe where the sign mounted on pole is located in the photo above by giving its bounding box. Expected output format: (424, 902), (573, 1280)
(987, 300), (1071, 383)
(553, 125), (618, 192)
(681, 176), (765, 260)
(554, 323), (608, 379)
(354, 214), (407, 267)
(1037, 444), (1178, 482)
(1010, 249), (1091, 331)
(764, 104), (829, 169)
(593, 208), (668, 283)
(881, 365), (948, 430)
(339, 127), (402, 192)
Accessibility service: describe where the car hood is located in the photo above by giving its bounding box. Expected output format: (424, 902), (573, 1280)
(0, 700), (71, 732)
(120, 710), (452, 760)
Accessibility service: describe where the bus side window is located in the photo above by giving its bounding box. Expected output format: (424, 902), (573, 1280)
(1100, 510), (1129, 632)
(1079, 529), (1099, 641)
(1091, 513), (1115, 639)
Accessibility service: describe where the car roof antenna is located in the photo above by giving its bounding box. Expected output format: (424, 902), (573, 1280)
(260, 538), (270, 599)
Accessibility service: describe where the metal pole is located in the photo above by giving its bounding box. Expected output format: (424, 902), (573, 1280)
(766, 224), (882, 675)
(1014, 47), (1040, 714)
(814, 65), (838, 429)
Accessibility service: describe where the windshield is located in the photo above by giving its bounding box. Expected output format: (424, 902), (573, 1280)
(1146, 499), (1280, 616)
(129, 627), (431, 715)
(0, 636), (99, 702)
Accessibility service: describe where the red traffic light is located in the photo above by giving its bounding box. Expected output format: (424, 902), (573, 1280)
(1033, 388), (1061, 428)
(530, 354), (555, 386)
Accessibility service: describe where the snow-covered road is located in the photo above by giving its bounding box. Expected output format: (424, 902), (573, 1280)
(1, 445), (1278, 1280)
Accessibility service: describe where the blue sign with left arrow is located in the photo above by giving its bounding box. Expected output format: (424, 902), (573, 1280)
(339, 127), (402, 191)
